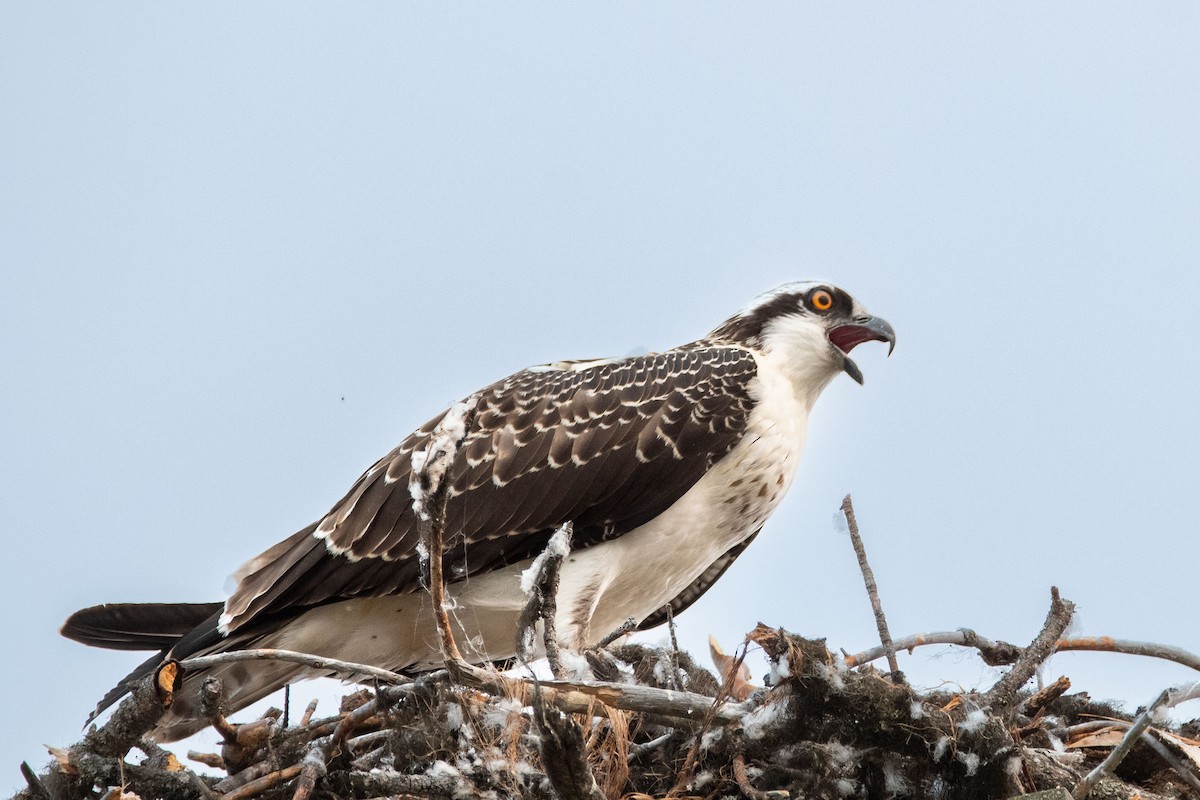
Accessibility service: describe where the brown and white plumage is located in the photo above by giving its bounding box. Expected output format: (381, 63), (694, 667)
(62, 282), (895, 740)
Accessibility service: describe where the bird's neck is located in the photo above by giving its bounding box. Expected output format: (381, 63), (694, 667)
(757, 333), (841, 411)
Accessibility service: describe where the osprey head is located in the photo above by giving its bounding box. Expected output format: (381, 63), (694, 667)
(710, 282), (896, 386)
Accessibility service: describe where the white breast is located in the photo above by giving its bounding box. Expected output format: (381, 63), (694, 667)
(560, 351), (811, 643)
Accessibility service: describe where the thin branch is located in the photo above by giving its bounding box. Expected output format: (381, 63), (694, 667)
(347, 729), (393, 751)
(289, 742), (328, 800)
(180, 649), (409, 685)
(19, 763), (50, 800)
(214, 755), (289, 794)
(198, 676), (239, 744)
(452, 669), (753, 726)
(847, 632), (1200, 677)
(347, 769), (464, 798)
(667, 641), (750, 796)
(299, 699), (319, 727)
(220, 764), (304, 800)
(1066, 716), (1200, 794)
(627, 732), (674, 762)
(1056, 638), (1200, 673)
(1166, 681), (1200, 708)
(597, 617), (638, 649)
(844, 629), (1023, 668)
(841, 495), (902, 683)
(349, 745), (387, 771)
(185, 751), (226, 770)
(411, 399), (478, 666)
(1139, 732), (1200, 795)
(1072, 688), (1170, 798)
(515, 523), (572, 678)
(986, 587), (1075, 710)
(1021, 675), (1072, 718)
(666, 603), (682, 691)
(733, 752), (785, 800)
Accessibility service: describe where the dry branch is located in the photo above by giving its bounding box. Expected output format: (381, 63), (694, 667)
(985, 587), (1075, 710)
(515, 523), (572, 678)
(1022, 675), (1072, 718)
(733, 752), (787, 800)
(85, 660), (181, 759)
(597, 617), (638, 649)
(220, 764), (303, 800)
(844, 629), (1023, 667)
(1056, 637), (1200, 673)
(289, 744), (328, 800)
(180, 649), (409, 686)
(848, 631), (1200, 678)
(841, 495), (902, 683)
(1071, 688), (1169, 798)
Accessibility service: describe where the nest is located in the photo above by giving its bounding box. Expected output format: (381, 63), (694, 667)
(14, 619), (1200, 800)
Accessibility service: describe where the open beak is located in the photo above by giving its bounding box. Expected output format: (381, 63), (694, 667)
(828, 315), (896, 385)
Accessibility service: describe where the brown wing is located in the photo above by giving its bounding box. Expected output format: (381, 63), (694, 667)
(221, 344), (758, 632)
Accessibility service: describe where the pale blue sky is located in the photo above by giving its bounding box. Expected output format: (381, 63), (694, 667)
(3, 4), (1199, 788)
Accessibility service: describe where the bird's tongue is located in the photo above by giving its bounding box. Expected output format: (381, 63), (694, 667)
(828, 324), (881, 354)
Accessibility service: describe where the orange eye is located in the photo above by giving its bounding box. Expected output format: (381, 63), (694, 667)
(810, 289), (833, 311)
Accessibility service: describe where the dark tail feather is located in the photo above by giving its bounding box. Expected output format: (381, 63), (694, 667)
(62, 602), (224, 651)
(75, 605), (232, 730)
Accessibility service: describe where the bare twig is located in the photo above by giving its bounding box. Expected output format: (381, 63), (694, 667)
(185, 751), (226, 769)
(347, 729), (393, 751)
(426, 505), (463, 664)
(1021, 675), (1072, 718)
(298, 698), (319, 727)
(841, 495), (902, 683)
(1141, 732), (1200, 794)
(733, 752), (787, 800)
(347, 769), (464, 797)
(180, 649), (408, 685)
(1072, 688), (1170, 798)
(213, 755), (288, 794)
(627, 732), (674, 761)
(848, 632), (1200, 677)
(666, 603), (682, 691)
(986, 587), (1075, 710)
(198, 676), (239, 744)
(597, 617), (638, 649)
(458, 670), (752, 725)
(515, 523), (572, 678)
(1056, 638), (1200, 673)
(290, 742), (329, 800)
(349, 745), (387, 771)
(667, 641), (750, 796)
(1166, 681), (1200, 708)
(844, 629), (1023, 668)
(19, 763), (50, 800)
(220, 764), (304, 800)
(187, 769), (222, 800)
(411, 400), (478, 666)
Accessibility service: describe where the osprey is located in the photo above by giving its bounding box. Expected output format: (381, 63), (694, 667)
(63, 282), (894, 740)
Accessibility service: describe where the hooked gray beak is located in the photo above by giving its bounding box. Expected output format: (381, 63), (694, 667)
(828, 315), (896, 385)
